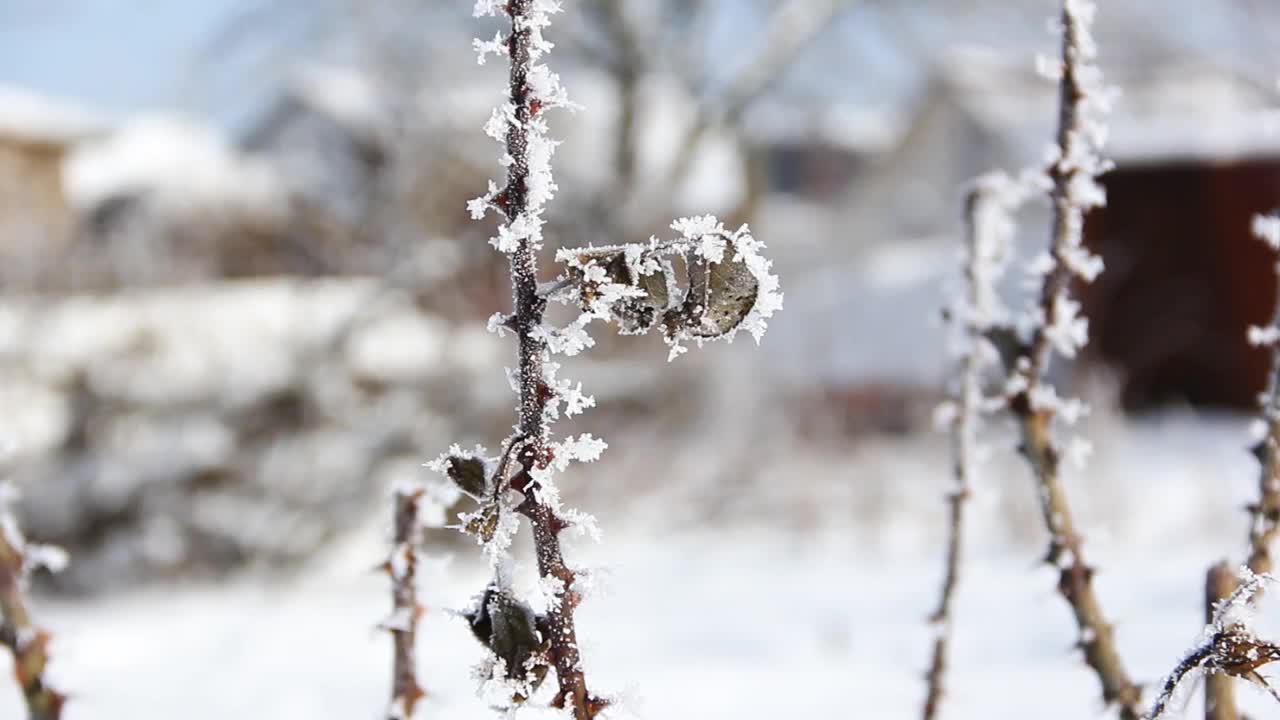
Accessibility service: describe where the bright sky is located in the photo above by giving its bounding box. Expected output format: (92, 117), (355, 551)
(0, 0), (1269, 133)
(0, 1), (254, 121)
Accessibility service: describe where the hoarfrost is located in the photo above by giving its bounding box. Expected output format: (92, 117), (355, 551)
(1254, 213), (1280, 250)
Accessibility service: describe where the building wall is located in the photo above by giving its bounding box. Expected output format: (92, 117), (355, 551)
(0, 136), (76, 289)
(1081, 158), (1280, 409)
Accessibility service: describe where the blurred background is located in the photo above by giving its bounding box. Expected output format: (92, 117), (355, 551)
(1, 1), (1280, 717)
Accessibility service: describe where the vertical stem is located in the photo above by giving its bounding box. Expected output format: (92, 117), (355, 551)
(1013, 409), (1141, 718)
(1204, 214), (1280, 720)
(1246, 251), (1280, 578)
(0, 525), (63, 720)
(387, 488), (425, 719)
(1010, 4), (1141, 718)
(1204, 561), (1240, 720)
(501, 2), (600, 716)
(922, 189), (985, 720)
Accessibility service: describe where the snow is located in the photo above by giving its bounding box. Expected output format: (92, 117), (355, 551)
(1255, 214), (1280, 251)
(345, 311), (448, 386)
(61, 114), (285, 216)
(930, 48), (1280, 170)
(0, 84), (106, 144)
(0, 406), (1267, 718)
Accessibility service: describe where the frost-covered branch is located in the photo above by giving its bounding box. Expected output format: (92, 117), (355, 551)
(1197, 210), (1280, 720)
(1245, 211), (1280, 579)
(381, 465), (461, 719)
(1002, 2), (1139, 717)
(384, 487), (427, 720)
(477, 1), (604, 714)
(1150, 569), (1280, 719)
(922, 175), (1022, 720)
(0, 486), (68, 720)
(428, 2), (780, 717)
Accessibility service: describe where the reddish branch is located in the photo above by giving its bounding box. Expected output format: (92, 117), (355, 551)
(1008, 4), (1141, 718)
(500, 2), (603, 716)
(0, 525), (64, 720)
(385, 488), (425, 719)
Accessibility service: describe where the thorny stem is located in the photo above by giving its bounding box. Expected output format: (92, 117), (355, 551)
(922, 189), (985, 720)
(1009, 4), (1141, 718)
(386, 488), (425, 719)
(501, 2), (602, 717)
(0, 523), (64, 720)
(1026, 6), (1087, 385)
(1204, 215), (1280, 719)
(1246, 258), (1280, 579)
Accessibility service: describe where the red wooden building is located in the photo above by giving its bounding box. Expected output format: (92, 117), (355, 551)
(1081, 156), (1280, 410)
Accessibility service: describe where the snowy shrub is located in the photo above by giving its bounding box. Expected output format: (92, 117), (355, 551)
(384, 2), (780, 718)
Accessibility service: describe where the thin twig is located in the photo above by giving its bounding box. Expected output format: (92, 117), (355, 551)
(385, 487), (425, 719)
(1008, 2), (1140, 717)
(1151, 644), (1216, 720)
(1203, 212), (1280, 720)
(1245, 213), (1280, 579)
(922, 187), (990, 720)
(0, 516), (64, 720)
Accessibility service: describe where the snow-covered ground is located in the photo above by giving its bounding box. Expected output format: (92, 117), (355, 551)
(3, 408), (1278, 719)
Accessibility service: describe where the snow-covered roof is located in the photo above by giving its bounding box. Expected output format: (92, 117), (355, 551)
(0, 84), (108, 146)
(62, 115), (286, 216)
(288, 64), (389, 142)
(928, 46), (1280, 165)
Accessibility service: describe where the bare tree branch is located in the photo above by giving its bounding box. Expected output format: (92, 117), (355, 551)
(922, 185), (993, 720)
(384, 487), (425, 719)
(1007, 3), (1140, 717)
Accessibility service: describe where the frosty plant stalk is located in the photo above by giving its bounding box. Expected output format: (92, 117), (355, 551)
(384, 487), (427, 718)
(389, 1), (781, 718)
(922, 174), (1028, 720)
(0, 482), (68, 720)
(1244, 211), (1280, 581)
(1005, 1), (1139, 716)
(1198, 210), (1280, 720)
